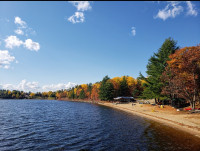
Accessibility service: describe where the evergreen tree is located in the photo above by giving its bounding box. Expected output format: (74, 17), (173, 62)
(87, 83), (93, 99)
(79, 89), (86, 99)
(119, 76), (129, 96)
(140, 37), (178, 102)
(132, 80), (143, 98)
(99, 76), (114, 101)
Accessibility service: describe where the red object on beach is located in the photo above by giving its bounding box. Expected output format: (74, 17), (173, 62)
(184, 108), (200, 111)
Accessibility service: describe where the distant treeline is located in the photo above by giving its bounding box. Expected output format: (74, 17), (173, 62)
(1, 37), (200, 110)
(0, 90), (56, 100)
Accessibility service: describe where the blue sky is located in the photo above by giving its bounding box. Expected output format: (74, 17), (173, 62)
(0, 1), (200, 92)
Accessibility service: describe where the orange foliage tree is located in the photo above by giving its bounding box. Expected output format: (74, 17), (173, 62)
(91, 83), (100, 100)
(162, 46), (200, 110)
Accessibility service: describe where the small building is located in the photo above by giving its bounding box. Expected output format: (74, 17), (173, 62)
(114, 96), (135, 102)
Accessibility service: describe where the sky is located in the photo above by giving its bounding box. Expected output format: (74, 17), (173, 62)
(0, 1), (200, 92)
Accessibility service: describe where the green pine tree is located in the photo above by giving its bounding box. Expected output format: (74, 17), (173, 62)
(99, 76), (114, 101)
(119, 76), (129, 96)
(140, 37), (179, 102)
(79, 89), (86, 99)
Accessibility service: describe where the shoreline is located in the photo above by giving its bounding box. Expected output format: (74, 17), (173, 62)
(99, 102), (200, 138)
(60, 99), (200, 139)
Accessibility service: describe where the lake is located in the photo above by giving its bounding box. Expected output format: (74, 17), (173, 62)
(0, 99), (200, 151)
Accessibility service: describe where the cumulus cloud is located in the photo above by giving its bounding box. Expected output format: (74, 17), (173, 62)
(69, 1), (92, 11)
(131, 27), (136, 36)
(24, 39), (40, 51)
(42, 82), (77, 92)
(154, 1), (198, 20)
(0, 50), (15, 69)
(0, 80), (39, 92)
(68, 12), (85, 24)
(4, 35), (23, 49)
(186, 1), (198, 16)
(14, 29), (24, 35)
(14, 16), (27, 28)
(0, 81), (77, 92)
(18, 80), (40, 92)
(68, 1), (92, 24)
(14, 16), (37, 37)
(155, 2), (183, 21)
(4, 35), (40, 51)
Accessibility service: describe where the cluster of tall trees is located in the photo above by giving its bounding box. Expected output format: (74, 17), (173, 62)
(55, 76), (144, 101)
(1, 37), (199, 110)
(139, 38), (200, 110)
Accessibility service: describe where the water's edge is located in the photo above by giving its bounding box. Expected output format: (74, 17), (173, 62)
(60, 99), (200, 139)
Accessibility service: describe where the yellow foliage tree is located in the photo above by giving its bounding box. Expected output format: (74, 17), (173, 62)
(30, 92), (35, 98)
(91, 83), (100, 100)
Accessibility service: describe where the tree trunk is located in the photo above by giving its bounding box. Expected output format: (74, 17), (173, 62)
(192, 73), (197, 111)
(192, 94), (196, 111)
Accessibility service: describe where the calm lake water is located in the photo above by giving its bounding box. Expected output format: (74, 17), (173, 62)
(0, 100), (200, 151)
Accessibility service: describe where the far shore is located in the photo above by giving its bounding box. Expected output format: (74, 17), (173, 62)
(59, 98), (200, 139)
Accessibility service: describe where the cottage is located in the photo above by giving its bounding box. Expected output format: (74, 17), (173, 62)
(114, 96), (135, 103)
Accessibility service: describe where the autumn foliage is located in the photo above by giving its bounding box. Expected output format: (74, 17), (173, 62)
(55, 76), (143, 101)
(162, 46), (200, 110)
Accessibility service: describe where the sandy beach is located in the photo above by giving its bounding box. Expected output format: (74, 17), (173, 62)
(95, 101), (200, 139)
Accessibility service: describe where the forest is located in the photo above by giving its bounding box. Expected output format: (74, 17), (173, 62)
(1, 38), (200, 110)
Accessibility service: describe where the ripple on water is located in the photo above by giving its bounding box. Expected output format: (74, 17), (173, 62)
(0, 100), (200, 151)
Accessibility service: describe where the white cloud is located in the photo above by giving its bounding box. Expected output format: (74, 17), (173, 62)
(69, 1), (92, 11)
(24, 39), (40, 51)
(68, 1), (92, 24)
(14, 17), (37, 36)
(1, 84), (15, 90)
(154, 1), (198, 20)
(4, 36), (40, 51)
(131, 27), (136, 36)
(0, 81), (76, 92)
(42, 82), (77, 92)
(0, 50), (15, 69)
(14, 29), (24, 35)
(155, 2), (183, 20)
(4, 35), (23, 49)
(68, 12), (85, 24)
(14, 16), (27, 28)
(0, 80), (40, 92)
(186, 1), (198, 16)
(4, 65), (10, 69)
(18, 80), (40, 92)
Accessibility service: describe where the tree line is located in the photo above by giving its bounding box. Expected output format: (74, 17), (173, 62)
(1, 38), (199, 110)
(55, 76), (144, 101)
(0, 90), (56, 100)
